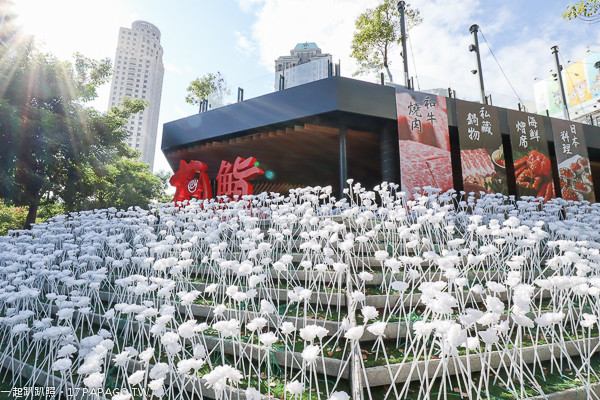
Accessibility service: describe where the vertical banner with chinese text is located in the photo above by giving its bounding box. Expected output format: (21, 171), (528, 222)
(551, 119), (595, 202)
(395, 87), (452, 197)
(507, 110), (555, 200)
(456, 100), (508, 195)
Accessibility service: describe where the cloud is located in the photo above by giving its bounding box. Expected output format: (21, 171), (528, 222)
(164, 62), (183, 75)
(242, 0), (600, 110)
(245, 0), (379, 74)
(237, 0), (266, 13)
(234, 31), (256, 55)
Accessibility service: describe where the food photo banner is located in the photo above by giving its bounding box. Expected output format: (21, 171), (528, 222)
(550, 119), (595, 202)
(456, 100), (508, 195)
(395, 87), (453, 197)
(506, 110), (555, 201)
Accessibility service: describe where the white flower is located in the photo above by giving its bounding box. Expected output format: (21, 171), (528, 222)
(178, 320), (197, 339)
(361, 306), (379, 322)
(286, 380), (304, 395)
(299, 325), (328, 342)
(390, 281), (409, 293)
(161, 332), (181, 354)
(83, 372), (104, 389)
(139, 347), (154, 364)
(52, 358), (72, 372)
(128, 370), (145, 386)
(344, 326), (364, 340)
(479, 328), (499, 345)
(301, 344), (321, 364)
(113, 351), (131, 367)
(374, 250), (389, 261)
(486, 281), (506, 293)
(203, 365), (242, 392)
(204, 283), (218, 294)
(259, 332), (278, 348)
(328, 392), (350, 400)
(260, 299), (276, 314)
(148, 378), (165, 396)
(351, 291), (366, 302)
(358, 272), (373, 282)
(280, 321), (296, 335)
(367, 322), (387, 337)
(213, 319), (240, 338)
(582, 313), (598, 328)
(177, 358), (204, 375)
(57, 344), (77, 358)
(512, 313), (534, 328)
(149, 362), (169, 380)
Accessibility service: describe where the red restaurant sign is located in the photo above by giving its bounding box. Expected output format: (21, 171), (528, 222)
(170, 157), (264, 203)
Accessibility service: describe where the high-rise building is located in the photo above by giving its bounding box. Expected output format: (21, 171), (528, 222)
(108, 20), (164, 170)
(274, 42), (332, 89)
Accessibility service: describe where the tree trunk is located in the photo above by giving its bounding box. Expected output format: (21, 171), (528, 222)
(385, 66), (394, 83)
(24, 194), (41, 230)
(383, 47), (393, 82)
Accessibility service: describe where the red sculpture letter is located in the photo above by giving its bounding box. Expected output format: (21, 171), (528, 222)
(169, 160), (212, 202)
(216, 157), (263, 197)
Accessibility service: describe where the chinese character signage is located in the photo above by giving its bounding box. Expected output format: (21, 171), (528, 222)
(170, 157), (264, 203)
(550, 119), (595, 202)
(507, 110), (555, 201)
(216, 157), (264, 197)
(170, 160), (212, 203)
(395, 87), (453, 197)
(456, 100), (508, 195)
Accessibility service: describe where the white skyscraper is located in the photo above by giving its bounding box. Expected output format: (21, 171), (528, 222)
(107, 20), (164, 170)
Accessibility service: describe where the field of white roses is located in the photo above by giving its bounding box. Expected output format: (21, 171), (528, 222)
(1, 182), (600, 400)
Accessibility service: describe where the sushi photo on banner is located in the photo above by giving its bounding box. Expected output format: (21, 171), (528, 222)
(456, 100), (508, 195)
(395, 87), (452, 197)
(507, 110), (555, 201)
(550, 118), (595, 202)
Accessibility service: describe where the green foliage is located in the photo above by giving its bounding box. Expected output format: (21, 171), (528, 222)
(185, 72), (230, 108)
(154, 170), (175, 203)
(563, 0), (600, 20)
(0, 28), (163, 229)
(0, 199), (27, 235)
(80, 156), (168, 210)
(350, 0), (421, 80)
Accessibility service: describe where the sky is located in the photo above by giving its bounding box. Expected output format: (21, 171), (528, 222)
(12, 0), (600, 174)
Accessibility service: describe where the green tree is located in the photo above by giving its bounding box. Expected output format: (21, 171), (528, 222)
(563, 1), (600, 20)
(0, 37), (165, 228)
(77, 156), (167, 210)
(350, 0), (422, 81)
(185, 72), (230, 110)
(0, 200), (27, 235)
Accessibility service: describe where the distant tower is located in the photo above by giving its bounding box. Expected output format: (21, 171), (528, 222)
(107, 20), (164, 170)
(274, 42), (332, 89)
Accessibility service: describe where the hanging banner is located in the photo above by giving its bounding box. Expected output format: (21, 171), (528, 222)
(456, 100), (508, 195)
(507, 110), (555, 201)
(551, 119), (595, 202)
(395, 87), (453, 197)
(564, 60), (592, 108)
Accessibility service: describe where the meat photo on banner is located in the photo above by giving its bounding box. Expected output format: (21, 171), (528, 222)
(456, 100), (508, 195)
(507, 110), (555, 201)
(550, 119), (595, 202)
(395, 87), (452, 197)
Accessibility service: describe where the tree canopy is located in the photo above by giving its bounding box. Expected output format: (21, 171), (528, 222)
(563, 0), (600, 20)
(185, 72), (230, 110)
(350, 0), (421, 82)
(0, 23), (168, 228)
